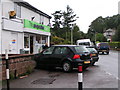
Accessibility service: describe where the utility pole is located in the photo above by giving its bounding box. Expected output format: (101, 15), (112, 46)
(71, 24), (74, 45)
(71, 27), (73, 45)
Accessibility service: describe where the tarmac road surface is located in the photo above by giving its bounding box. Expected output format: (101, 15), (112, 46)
(2, 50), (119, 90)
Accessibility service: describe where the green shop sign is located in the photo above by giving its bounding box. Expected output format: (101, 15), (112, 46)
(24, 19), (50, 32)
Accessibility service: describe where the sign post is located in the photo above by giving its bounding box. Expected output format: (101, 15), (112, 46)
(78, 63), (83, 90)
(0, 0), (2, 55)
(5, 49), (10, 90)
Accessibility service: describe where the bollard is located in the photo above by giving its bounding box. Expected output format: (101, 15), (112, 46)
(5, 49), (10, 90)
(78, 63), (83, 90)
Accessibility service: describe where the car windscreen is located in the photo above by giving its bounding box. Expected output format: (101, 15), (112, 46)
(74, 46), (89, 53)
(86, 47), (97, 53)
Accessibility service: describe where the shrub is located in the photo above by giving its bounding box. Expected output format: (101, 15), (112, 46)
(108, 42), (120, 49)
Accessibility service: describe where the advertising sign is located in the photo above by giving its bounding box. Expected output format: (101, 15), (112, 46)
(24, 19), (50, 32)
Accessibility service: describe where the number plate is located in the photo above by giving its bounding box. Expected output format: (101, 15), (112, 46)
(92, 54), (96, 56)
(84, 61), (90, 64)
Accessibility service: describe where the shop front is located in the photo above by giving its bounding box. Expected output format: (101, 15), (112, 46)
(23, 19), (51, 54)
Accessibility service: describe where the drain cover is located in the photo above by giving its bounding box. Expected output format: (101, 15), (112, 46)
(31, 78), (56, 85)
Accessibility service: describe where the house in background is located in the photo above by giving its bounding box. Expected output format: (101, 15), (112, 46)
(103, 29), (115, 42)
(0, 0), (51, 54)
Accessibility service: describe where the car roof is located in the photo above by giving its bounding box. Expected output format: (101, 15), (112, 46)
(86, 46), (95, 48)
(98, 42), (108, 44)
(52, 45), (79, 47)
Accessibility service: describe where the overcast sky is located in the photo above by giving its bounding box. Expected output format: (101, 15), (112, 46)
(24, 0), (119, 33)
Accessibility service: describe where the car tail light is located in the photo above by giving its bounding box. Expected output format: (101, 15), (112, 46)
(90, 54), (92, 57)
(73, 55), (80, 59)
(98, 44), (100, 48)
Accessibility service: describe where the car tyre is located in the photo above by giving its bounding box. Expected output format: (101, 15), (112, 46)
(91, 62), (95, 66)
(62, 61), (73, 72)
(106, 52), (109, 55)
(83, 65), (89, 70)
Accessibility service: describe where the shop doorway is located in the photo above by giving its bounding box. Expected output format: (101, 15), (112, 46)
(30, 36), (34, 54)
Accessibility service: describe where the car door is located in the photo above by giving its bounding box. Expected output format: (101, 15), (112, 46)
(51, 47), (69, 66)
(39, 46), (55, 65)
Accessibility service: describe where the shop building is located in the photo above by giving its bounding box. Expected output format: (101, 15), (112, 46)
(1, 0), (51, 54)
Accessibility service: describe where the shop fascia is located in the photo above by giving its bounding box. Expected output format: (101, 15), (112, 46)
(24, 19), (50, 32)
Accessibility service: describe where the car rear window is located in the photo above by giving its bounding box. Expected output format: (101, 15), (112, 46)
(79, 42), (90, 46)
(100, 43), (109, 46)
(74, 46), (89, 53)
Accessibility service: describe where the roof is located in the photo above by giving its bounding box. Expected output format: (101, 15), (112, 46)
(13, 0), (51, 19)
(77, 39), (91, 42)
(52, 45), (77, 46)
(52, 45), (83, 47)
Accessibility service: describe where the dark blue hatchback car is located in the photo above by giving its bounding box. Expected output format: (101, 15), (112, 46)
(34, 45), (92, 72)
(97, 43), (110, 54)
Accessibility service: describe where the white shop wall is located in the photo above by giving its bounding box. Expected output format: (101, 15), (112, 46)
(18, 32), (24, 54)
(21, 7), (40, 23)
(21, 7), (50, 26)
(2, 1), (50, 26)
(2, 30), (23, 54)
(44, 17), (50, 26)
(2, 1), (14, 18)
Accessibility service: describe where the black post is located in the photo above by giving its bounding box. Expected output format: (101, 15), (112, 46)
(78, 63), (83, 90)
(5, 49), (10, 90)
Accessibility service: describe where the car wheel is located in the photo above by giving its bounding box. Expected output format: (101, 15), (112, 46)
(83, 66), (89, 70)
(91, 62), (95, 66)
(62, 61), (73, 72)
(106, 52), (109, 55)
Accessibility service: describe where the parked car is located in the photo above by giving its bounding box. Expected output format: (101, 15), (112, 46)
(86, 46), (99, 65)
(34, 45), (92, 72)
(97, 43), (110, 55)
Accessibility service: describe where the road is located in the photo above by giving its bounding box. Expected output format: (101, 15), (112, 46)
(2, 50), (119, 90)
(99, 50), (119, 80)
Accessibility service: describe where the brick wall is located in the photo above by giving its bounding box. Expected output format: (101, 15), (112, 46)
(0, 54), (36, 80)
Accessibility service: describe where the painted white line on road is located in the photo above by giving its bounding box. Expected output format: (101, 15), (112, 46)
(105, 71), (120, 80)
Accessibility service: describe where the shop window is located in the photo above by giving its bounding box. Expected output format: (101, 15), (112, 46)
(42, 36), (47, 44)
(24, 36), (29, 48)
(14, 3), (21, 18)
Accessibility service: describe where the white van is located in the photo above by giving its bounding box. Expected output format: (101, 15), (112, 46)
(77, 39), (92, 46)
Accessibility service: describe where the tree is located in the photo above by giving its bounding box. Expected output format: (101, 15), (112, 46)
(87, 14), (120, 42)
(96, 33), (107, 42)
(51, 5), (79, 44)
(112, 25), (120, 41)
(52, 10), (63, 29)
(51, 10), (63, 37)
(89, 16), (106, 33)
(62, 5), (77, 41)
(73, 25), (85, 44)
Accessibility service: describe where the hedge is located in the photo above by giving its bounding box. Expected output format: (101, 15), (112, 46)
(108, 42), (120, 49)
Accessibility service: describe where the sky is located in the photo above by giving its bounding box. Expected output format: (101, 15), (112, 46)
(24, 0), (119, 33)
